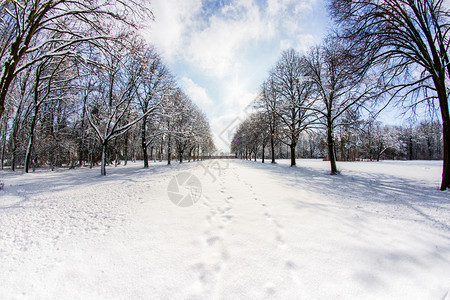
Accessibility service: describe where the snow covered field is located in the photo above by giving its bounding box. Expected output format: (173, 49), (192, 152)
(0, 159), (449, 299)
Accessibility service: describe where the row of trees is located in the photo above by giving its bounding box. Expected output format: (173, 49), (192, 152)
(232, 45), (378, 170)
(233, 0), (450, 190)
(0, 0), (215, 176)
(232, 112), (442, 163)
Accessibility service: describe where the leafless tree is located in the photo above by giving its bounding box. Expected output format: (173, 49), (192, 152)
(257, 79), (281, 163)
(6, 70), (31, 171)
(135, 47), (174, 168)
(0, 0), (151, 120)
(24, 55), (76, 173)
(160, 89), (214, 164)
(304, 36), (378, 174)
(84, 39), (156, 176)
(270, 49), (314, 166)
(330, 0), (450, 189)
(231, 112), (268, 162)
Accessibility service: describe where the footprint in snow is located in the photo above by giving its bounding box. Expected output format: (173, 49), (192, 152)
(276, 233), (286, 248)
(285, 260), (298, 270)
(206, 236), (220, 246)
(221, 215), (233, 221)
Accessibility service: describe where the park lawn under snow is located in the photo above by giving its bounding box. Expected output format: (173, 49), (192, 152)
(0, 159), (449, 299)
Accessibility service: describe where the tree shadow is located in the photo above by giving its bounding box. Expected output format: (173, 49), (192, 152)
(0, 161), (172, 210)
(239, 159), (450, 231)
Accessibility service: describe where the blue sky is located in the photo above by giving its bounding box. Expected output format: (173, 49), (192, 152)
(145, 0), (330, 152)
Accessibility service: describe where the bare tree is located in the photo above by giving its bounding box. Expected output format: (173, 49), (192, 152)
(84, 40), (156, 176)
(305, 37), (378, 174)
(257, 79), (281, 163)
(231, 119), (250, 160)
(24, 55), (75, 173)
(330, 0), (450, 189)
(0, 110), (8, 169)
(231, 112), (268, 162)
(0, 0), (151, 120)
(135, 47), (174, 168)
(7, 70), (31, 171)
(270, 49), (314, 167)
(162, 89), (213, 164)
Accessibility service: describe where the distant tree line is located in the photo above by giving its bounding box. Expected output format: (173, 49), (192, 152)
(232, 112), (442, 163)
(0, 0), (215, 176)
(233, 0), (450, 190)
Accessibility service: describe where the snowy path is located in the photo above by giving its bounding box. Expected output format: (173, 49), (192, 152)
(0, 159), (449, 299)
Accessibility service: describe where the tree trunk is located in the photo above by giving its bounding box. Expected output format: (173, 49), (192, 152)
(0, 120), (7, 170)
(197, 145), (200, 161)
(376, 141), (384, 162)
(124, 141), (128, 166)
(10, 107), (22, 172)
(0, 136), (5, 170)
(427, 137), (433, 160)
(10, 138), (16, 171)
(327, 123), (338, 175)
(167, 134), (171, 165)
(24, 107), (38, 173)
(78, 103), (86, 166)
(101, 141), (107, 176)
(89, 150), (93, 169)
(143, 143), (148, 168)
(141, 117), (148, 168)
(408, 136), (413, 160)
(0, 57), (20, 120)
(441, 120), (450, 190)
(438, 87), (450, 190)
(270, 136), (275, 163)
(290, 143), (296, 166)
(262, 144), (265, 163)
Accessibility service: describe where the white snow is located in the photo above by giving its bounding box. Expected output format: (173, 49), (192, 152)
(0, 159), (449, 299)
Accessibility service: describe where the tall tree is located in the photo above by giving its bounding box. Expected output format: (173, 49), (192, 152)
(270, 49), (314, 167)
(7, 70), (31, 171)
(135, 47), (173, 168)
(84, 39), (155, 176)
(330, 0), (450, 188)
(24, 55), (75, 173)
(257, 79), (281, 163)
(305, 37), (377, 174)
(0, 0), (151, 120)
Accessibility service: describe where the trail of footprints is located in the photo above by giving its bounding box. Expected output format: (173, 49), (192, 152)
(242, 177), (286, 249)
(241, 171), (303, 293)
(192, 167), (301, 298)
(193, 169), (234, 299)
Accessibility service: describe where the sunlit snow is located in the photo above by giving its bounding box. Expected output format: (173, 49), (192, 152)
(0, 159), (449, 299)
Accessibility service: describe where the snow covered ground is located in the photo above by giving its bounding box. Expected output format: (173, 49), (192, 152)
(0, 159), (449, 299)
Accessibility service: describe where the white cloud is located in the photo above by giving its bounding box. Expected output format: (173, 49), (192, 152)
(184, 0), (272, 78)
(181, 77), (214, 106)
(148, 0), (324, 77)
(146, 0), (328, 153)
(146, 0), (202, 61)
